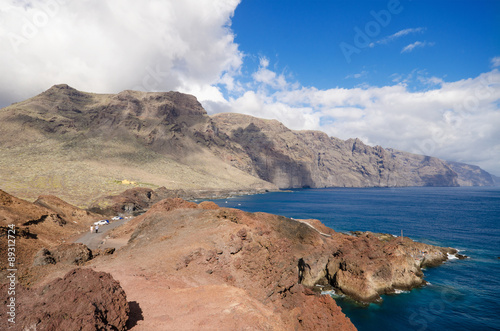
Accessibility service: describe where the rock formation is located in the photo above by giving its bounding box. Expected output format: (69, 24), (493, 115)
(89, 198), (357, 330)
(0, 85), (494, 206)
(74, 197), (458, 329)
(32, 243), (93, 266)
(211, 113), (464, 188)
(447, 161), (495, 186)
(88, 186), (267, 216)
(0, 268), (129, 331)
(0, 189), (98, 276)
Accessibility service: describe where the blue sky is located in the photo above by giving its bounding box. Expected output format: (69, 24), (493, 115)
(0, 0), (499, 175)
(229, 0), (500, 91)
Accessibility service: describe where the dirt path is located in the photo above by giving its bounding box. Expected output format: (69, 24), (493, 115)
(294, 219), (332, 237)
(74, 217), (132, 250)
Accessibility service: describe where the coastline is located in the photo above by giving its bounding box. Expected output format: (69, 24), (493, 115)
(3, 187), (490, 330)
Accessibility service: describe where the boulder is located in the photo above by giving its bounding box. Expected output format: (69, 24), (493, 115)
(32, 243), (92, 266)
(0, 268), (129, 330)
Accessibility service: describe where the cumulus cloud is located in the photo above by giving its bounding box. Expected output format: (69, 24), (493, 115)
(208, 64), (500, 175)
(0, 0), (241, 106)
(0, 1), (498, 175)
(401, 41), (435, 53)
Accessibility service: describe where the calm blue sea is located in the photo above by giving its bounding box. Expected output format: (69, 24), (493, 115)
(211, 187), (500, 331)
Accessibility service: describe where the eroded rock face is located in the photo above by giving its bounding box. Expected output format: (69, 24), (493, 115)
(99, 198), (458, 329)
(0, 190), (98, 277)
(33, 243), (92, 266)
(89, 187), (262, 216)
(211, 113), (469, 188)
(0, 268), (129, 331)
(0, 86), (493, 208)
(299, 232), (455, 302)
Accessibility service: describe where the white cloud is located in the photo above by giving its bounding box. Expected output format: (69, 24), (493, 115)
(0, 2), (498, 175)
(0, 0), (242, 106)
(390, 27), (425, 39)
(401, 41), (435, 53)
(345, 71), (368, 79)
(370, 27), (425, 48)
(491, 56), (500, 68)
(207, 65), (500, 175)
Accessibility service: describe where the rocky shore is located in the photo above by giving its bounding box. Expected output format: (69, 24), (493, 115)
(0, 189), (465, 330)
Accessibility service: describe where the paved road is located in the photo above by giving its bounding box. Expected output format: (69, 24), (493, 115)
(74, 218), (132, 250)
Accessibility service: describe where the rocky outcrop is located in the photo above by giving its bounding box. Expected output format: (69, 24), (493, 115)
(34, 195), (96, 222)
(95, 198), (357, 330)
(33, 243), (92, 266)
(0, 190), (465, 330)
(0, 190), (98, 276)
(0, 268), (129, 330)
(299, 231), (456, 302)
(0, 189), (64, 226)
(127, 201), (459, 304)
(89, 186), (269, 216)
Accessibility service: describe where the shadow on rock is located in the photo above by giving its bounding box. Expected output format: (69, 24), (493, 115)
(126, 301), (144, 329)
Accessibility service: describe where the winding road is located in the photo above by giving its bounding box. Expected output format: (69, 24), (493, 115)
(74, 217), (132, 250)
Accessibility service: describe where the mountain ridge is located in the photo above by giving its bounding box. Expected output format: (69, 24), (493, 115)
(0, 84), (494, 205)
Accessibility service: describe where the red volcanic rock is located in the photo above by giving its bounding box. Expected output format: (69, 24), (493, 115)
(197, 201), (220, 210)
(100, 202), (357, 330)
(0, 190), (98, 277)
(81, 198), (458, 329)
(148, 198), (199, 212)
(300, 232), (455, 302)
(0, 268), (129, 331)
(33, 243), (92, 266)
(0, 189), (61, 226)
(34, 195), (95, 223)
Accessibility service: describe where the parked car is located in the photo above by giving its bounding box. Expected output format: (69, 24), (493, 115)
(111, 216), (123, 220)
(94, 220), (109, 226)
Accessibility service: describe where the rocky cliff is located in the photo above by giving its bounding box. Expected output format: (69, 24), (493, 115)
(0, 85), (493, 205)
(211, 113), (466, 188)
(447, 161), (495, 186)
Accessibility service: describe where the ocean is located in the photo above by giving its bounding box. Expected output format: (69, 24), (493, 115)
(211, 187), (500, 331)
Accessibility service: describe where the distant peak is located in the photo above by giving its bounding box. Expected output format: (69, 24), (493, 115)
(41, 84), (81, 97)
(50, 84), (77, 91)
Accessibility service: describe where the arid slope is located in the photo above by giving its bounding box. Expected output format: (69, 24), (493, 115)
(0, 85), (275, 206)
(0, 85), (493, 206)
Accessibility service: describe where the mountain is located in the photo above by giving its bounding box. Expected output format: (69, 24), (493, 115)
(492, 174), (500, 186)
(0, 84), (275, 206)
(211, 113), (461, 188)
(0, 85), (494, 205)
(447, 161), (495, 186)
